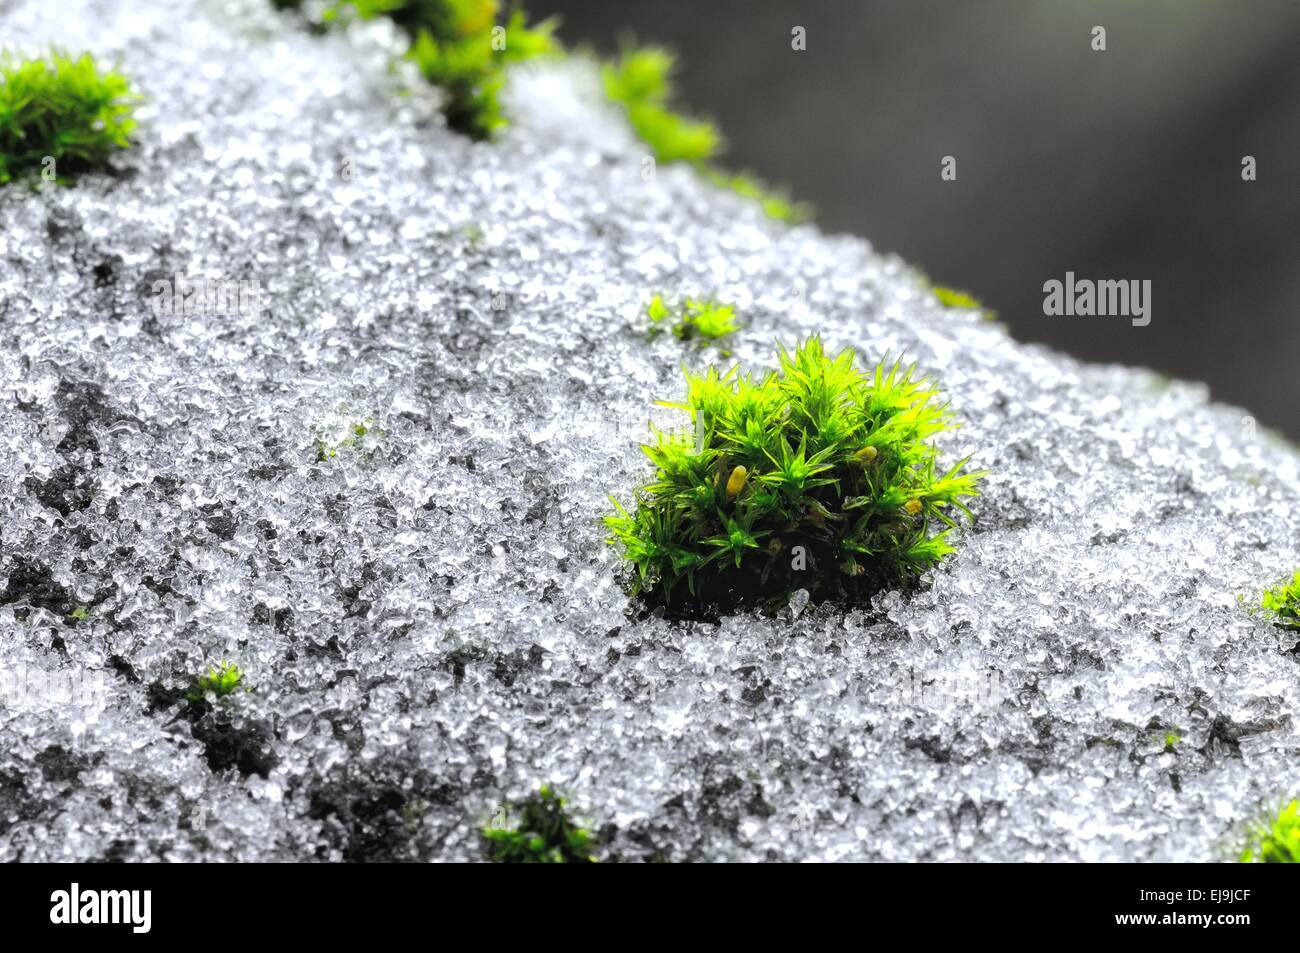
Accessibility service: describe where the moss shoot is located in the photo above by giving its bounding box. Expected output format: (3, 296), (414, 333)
(185, 661), (245, 703)
(602, 46), (720, 164)
(602, 46), (807, 223)
(646, 294), (739, 347)
(280, 0), (557, 140)
(932, 284), (996, 321)
(702, 166), (811, 224)
(0, 49), (140, 185)
(1240, 799), (1299, 863)
(605, 336), (984, 613)
(1258, 568), (1300, 629)
(482, 785), (597, 863)
(314, 409), (380, 461)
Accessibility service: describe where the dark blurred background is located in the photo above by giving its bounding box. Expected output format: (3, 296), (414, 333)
(531, 0), (1300, 438)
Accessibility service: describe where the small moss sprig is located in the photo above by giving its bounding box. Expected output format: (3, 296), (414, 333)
(407, 1), (557, 140)
(932, 286), (980, 310)
(1240, 799), (1299, 863)
(601, 47), (719, 164)
(185, 661), (245, 703)
(701, 166), (811, 225)
(605, 336), (984, 612)
(1258, 569), (1300, 629)
(0, 49), (140, 185)
(315, 413), (379, 462)
(301, 0), (557, 140)
(602, 46), (807, 223)
(482, 785), (597, 863)
(647, 294), (739, 347)
(932, 285), (996, 321)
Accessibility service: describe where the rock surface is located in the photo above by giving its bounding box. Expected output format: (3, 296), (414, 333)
(1, 0), (1297, 862)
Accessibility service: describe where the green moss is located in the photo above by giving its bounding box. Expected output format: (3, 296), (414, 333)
(602, 45), (806, 223)
(185, 661), (245, 703)
(605, 336), (984, 613)
(932, 285), (996, 321)
(1258, 568), (1300, 629)
(482, 785), (597, 863)
(68, 605), (90, 621)
(701, 167), (812, 224)
(287, 1), (557, 140)
(1240, 799), (1299, 863)
(460, 221), (485, 246)
(315, 411), (380, 461)
(405, 2), (557, 140)
(647, 294), (739, 347)
(601, 47), (720, 164)
(0, 49), (140, 185)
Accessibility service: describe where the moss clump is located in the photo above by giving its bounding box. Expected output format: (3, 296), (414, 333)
(0, 49), (140, 185)
(602, 46), (806, 223)
(1240, 799), (1299, 863)
(647, 294), (739, 347)
(290, 1), (557, 140)
(185, 661), (245, 703)
(482, 785), (597, 863)
(605, 336), (984, 613)
(932, 285), (996, 321)
(1258, 569), (1300, 629)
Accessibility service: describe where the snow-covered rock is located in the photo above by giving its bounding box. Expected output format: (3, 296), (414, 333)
(1, 0), (1296, 861)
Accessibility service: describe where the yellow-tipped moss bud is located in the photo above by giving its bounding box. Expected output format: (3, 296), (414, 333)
(725, 465), (748, 498)
(904, 498), (923, 516)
